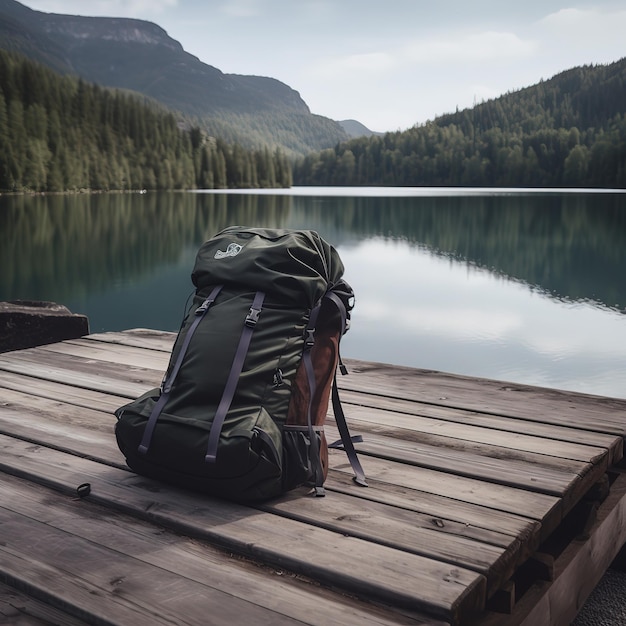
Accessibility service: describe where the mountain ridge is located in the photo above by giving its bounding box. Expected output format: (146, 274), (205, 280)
(0, 0), (357, 154)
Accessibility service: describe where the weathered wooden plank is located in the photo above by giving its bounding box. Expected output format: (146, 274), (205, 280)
(0, 369), (127, 413)
(86, 329), (626, 423)
(328, 422), (605, 528)
(259, 487), (522, 595)
(0, 508), (310, 626)
(471, 472), (626, 626)
(328, 430), (602, 531)
(0, 435), (487, 625)
(0, 395), (122, 466)
(339, 390), (624, 463)
(86, 328), (176, 352)
(0, 580), (91, 626)
(0, 349), (157, 397)
(0, 347), (613, 470)
(332, 414), (599, 475)
(326, 468), (541, 547)
(518, 471), (626, 626)
(334, 412), (595, 476)
(40, 337), (171, 371)
(326, 415), (613, 517)
(341, 404), (610, 466)
(0, 395), (519, 599)
(0, 384), (585, 543)
(0, 472), (425, 626)
(83, 330), (626, 432)
(0, 386), (118, 434)
(0, 389), (557, 532)
(325, 423), (588, 497)
(328, 451), (559, 524)
(3, 328), (623, 626)
(42, 340), (626, 476)
(36, 338), (624, 466)
(0, 388), (540, 549)
(339, 360), (626, 432)
(327, 407), (608, 471)
(0, 383), (589, 501)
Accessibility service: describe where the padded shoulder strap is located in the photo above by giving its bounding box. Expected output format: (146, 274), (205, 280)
(204, 290), (266, 463)
(138, 285), (223, 455)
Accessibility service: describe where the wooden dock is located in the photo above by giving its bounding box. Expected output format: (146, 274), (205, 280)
(0, 329), (625, 625)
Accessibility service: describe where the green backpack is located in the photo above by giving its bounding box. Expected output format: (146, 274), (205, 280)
(115, 227), (366, 502)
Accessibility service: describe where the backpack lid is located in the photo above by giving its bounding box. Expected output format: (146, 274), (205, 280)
(191, 227), (345, 308)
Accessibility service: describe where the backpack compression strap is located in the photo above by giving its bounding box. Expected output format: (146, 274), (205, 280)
(138, 284), (223, 455)
(302, 300), (325, 495)
(205, 290), (266, 463)
(303, 291), (368, 495)
(330, 377), (368, 487)
(325, 290), (368, 487)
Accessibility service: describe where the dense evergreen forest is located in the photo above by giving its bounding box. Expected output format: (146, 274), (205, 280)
(2, 44), (625, 192)
(294, 59), (626, 188)
(0, 50), (292, 192)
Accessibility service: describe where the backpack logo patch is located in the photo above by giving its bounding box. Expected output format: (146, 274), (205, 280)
(214, 243), (243, 259)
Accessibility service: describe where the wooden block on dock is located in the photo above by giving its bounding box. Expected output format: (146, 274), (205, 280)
(0, 300), (89, 353)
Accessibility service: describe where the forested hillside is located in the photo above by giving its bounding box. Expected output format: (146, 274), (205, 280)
(0, 50), (292, 192)
(0, 0), (348, 156)
(294, 59), (626, 188)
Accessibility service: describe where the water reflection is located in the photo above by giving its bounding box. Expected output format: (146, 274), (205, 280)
(0, 192), (291, 302)
(337, 237), (626, 398)
(1, 189), (624, 397)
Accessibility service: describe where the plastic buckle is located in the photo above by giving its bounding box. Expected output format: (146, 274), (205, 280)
(305, 329), (315, 349)
(245, 306), (261, 328)
(195, 297), (211, 315)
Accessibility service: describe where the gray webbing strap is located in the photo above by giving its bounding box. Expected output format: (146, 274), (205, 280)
(139, 284), (223, 455)
(205, 290), (266, 463)
(326, 290), (367, 487)
(331, 375), (368, 487)
(302, 301), (325, 495)
(325, 291), (348, 334)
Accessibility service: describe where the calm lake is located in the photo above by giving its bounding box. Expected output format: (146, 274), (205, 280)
(1, 187), (625, 399)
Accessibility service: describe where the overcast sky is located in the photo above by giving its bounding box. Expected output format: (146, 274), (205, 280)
(18, 0), (626, 132)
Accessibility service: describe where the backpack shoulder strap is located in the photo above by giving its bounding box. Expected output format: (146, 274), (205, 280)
(204, 290), (266, 463)
(139, 284), (223, 455)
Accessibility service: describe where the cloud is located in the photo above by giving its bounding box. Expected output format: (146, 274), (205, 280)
(218, 0), (261, 18)
(313, 51), (397, 77)
(20, 0), (177, 17)
(537, 7), (626, 63)
(539, 6), (624, 30)
(312, 28), (537, 81)
(404, 31), (538, 65)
